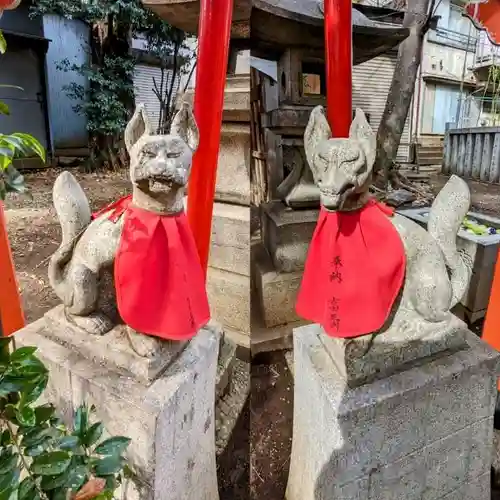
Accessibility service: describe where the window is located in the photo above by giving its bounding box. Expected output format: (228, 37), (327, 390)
(448, 3), (470, 36)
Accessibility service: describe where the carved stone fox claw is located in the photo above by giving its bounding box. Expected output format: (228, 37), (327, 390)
(126, 328), (166, 358)
(68, 312), (114, 337)
(48, 103), (200, 357)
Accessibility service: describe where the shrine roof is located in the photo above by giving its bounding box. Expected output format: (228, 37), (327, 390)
(142, 0), (409, 64)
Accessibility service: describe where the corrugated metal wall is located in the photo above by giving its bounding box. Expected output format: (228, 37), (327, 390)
(43, 15), (89, 149)
(353, 51), (411, 162)
(134, 63), (181, 132)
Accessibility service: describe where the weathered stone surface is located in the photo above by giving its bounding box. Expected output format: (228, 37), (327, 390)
(183, 75), (250, 123)
(286, 325), (500, 500)
(261, 201), (317, 273)
(210, 203), (250, 276)
(44, 305), (186, 385)
(14, 314), (221, 500)
(215, 359), (250, 455)
(207, 267), (250, 335)
(253, 248), (302, 328)
(215, 335), (237, 401)
(320, 311), (469, 387)
(215, 123), (251, 205)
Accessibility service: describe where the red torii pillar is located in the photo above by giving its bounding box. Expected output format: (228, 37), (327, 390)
(0, 203), (24, 336)
(187, 0), (234, 278)
(0, 0), (25, 337)
(324, 0), (353, 136)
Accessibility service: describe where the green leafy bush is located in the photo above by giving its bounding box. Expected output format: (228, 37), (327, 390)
(0, 337), (130, 500)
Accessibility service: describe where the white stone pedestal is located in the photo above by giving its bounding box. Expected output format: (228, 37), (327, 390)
(287, 321), (500, 500)
(14, 306), (221, 500)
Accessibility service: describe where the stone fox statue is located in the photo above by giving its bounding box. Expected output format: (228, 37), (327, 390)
(297, 105), (473, 337)
(48, 102), (202, 356)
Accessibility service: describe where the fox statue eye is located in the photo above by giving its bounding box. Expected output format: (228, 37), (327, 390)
(142, 149), (156, 159)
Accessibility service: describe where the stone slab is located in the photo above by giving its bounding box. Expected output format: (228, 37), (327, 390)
(207, 267), (251, 335)
(44, 305), (186, 385)
(253, 245), (302, 328)
(261, 201), (318, 273)
(215, 358), (250, 455)
(320, 311), (469, 387)
(14, 314), (221, 500)
(183, 75), (250, 123)
(210, 203), (250, 276)
(215, 124), (251, 205)
(215, 335), (237, 401)
(286, 325), (500, 500)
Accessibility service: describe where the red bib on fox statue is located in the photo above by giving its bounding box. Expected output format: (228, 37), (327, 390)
(295, 106), (406, 338)
(296, 200), (405, 337)
(92, 195), (210, 341)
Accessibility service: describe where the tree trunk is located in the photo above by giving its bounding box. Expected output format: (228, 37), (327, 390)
(374, 0), (433, 188)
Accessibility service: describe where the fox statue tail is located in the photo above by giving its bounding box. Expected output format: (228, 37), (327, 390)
(427, 174), (473, 309)
(48, 171), (92, 305)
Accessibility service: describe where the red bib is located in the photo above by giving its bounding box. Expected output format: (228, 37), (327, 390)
(296, 199), (406, 338)
(93, 196), (210, 340)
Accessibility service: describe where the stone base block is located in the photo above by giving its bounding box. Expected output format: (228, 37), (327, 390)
(321, 311), (469, 387)
(261, 201), (317, 273)
(14, 311), (221, 500)
(286, 324), (500, 500)
(207, 267), (250, 335)
(210, 203), (250, 276)
(183, 75), (250, 123)
(215, 124), (251, 205)
(253, 246), (302, 328)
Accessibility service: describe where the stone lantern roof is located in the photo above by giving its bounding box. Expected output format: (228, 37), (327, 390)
(142, 0), (409, 65)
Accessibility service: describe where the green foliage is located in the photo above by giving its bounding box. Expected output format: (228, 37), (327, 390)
(31, 0), (195, 160)
(0, 30), (45, 200)
(58, 56), (136, 138)
(0, 32), (6, 55)
(0, 337), (131, 500)
(31, 0), (149, 28)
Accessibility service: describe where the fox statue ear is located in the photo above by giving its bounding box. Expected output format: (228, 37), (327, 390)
(350, 108), (376, 170)
(125, 104), (152, 152)
(304, 106), (332, 181)
(170, 102), (200, 152)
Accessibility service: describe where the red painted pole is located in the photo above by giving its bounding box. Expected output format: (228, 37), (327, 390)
(0, 202), (24, 336)
(324, 0), (353, 136)
(187, 0), (234, 278)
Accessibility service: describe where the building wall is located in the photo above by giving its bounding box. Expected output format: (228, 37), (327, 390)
(43, 15), (89, 150)
(416, 0), (479, 136)
(421, 42), (476, 84)
(353, 51), (411, 161)
(475, 30), (500, 62)
(133, 63), (181, 131)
